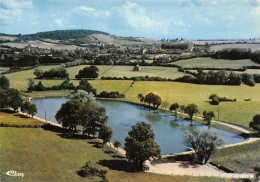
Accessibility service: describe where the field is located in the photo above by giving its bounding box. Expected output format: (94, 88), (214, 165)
(0, 112), (226, 182)
(0, 127), (114, 181)
(211, 139), (260, 173)
(210, 43), (260, 52)
(0, 110), (45, 126)
(67, 65), (185, 79)
(4, 65), (260, 128)
(126, 81), (260, 128)
(170, 57), (258, 69)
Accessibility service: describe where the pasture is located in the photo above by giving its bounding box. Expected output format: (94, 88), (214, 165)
(170, 57), (258, 69)
(126, 81), (260, 128)
(68, 65), (185, 79)
(0, 113), (226, 182)
(4, 65), (260, 128)
(210, 43), (260, 52)
(0, 127), (113, 182)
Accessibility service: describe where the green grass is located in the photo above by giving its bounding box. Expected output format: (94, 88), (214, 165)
(126, 81), (260, 128)
(170, 57), (258, 69)
(0, 110), (45, 126)
(95, 65), (185, 79)
(0, 127), (114, 182)
(107, 170), (229, 182)
(22, 90), (72, 98)
(211, 139), (260, 173)
(4, 65), (260, 128)
(0, 112), (227, 182)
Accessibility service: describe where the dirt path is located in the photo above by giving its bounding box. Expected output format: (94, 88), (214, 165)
(17, 110), (62, 127)
(145, 160), (255, 179)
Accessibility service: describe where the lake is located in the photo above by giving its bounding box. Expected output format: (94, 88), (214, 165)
(32, 98), (245, 155)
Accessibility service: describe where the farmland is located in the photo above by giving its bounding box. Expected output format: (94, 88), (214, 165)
(126, 81), (260, 128)
(170, 57), (258, 69)
(4, 64), (260, 128)
(210, 43), (260, 52)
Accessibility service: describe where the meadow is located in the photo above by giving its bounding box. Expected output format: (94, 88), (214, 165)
(126, 81), (260, 128)
(0, 112), (227, 182)
(210, 43), (260, 52)
(4, 65), (260, 128)
(170, 57), (258, 69)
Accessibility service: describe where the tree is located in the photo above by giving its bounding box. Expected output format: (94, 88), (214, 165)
(6, 88), (23, 111)
(55, 99), (83, 130)
(27, 78), (35, 92)
(151, 94), (162, 109)
(21, 101), (31, 116)
(0, 89), (10, 108)
(144, 93), (154, 107)
(125, 121), (160, 171)
(80, 102), (108, 137)
(113, 141), (121, 151)
(161, 101), (169, 110)
(70, 90), (95, 103)
(144, 92), (162, 109)
(249, 114), (260, 135)
(184, 129), (225, 164)
(203, 111), (215, 125)
(0, 75), (10, 90)
(76, 79), (97, 95)
(138, 93), (144, 104)
(180, 105), (185, 120)
(184, 104), (199, 121)
(33, 68), (44, 79)
(36, 81), (45, 91)
(28, 103), (37, 118)
(98, 125), (113, 148)
(170, 103), (179, 117)
(75, 65), (99, 79)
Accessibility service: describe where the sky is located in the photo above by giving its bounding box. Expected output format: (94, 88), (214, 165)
(0, 0), (259, 40)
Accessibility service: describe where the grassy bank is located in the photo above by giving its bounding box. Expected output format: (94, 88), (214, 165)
(0, 110), (45, 126)
(0, 127), (115, 182)
(0, 110), (228, 182)
(211, 139), (260, 173)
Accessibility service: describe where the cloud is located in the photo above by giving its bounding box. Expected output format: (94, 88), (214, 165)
(112, 1), (162, 29)
(72, 5), (110, 17)
(0, 0), (33, 25)
(1, 0), (33, 9)
(223, 15), (235, 21)
(54, 18), (70, 27)
(77, 6), (96, 12)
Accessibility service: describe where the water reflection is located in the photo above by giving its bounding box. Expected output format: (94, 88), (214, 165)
(32, 98), (245, 155)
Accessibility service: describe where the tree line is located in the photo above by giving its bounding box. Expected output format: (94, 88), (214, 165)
(211, 48), (260, 64)
(175, 69), (260, 86)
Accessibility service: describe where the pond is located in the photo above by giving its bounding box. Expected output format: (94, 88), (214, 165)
(32, 98), (245, 155)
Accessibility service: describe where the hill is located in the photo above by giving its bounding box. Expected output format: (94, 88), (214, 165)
(21, 29), (109, 40)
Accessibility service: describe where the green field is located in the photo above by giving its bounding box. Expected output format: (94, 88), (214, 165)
(126, 81), (260, 128)
(211, 139), (260, 173)
(0, 127), (114, 182)
(0, 110), (45, 126)
(170, 57), (258, 69)
(0, 113), (227, 182)
(4, 65), (260, 128)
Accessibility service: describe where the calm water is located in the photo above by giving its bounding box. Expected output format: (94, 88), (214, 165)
(32, 98), (245, 155)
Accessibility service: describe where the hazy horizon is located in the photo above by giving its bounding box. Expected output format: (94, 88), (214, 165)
(0, 0), (259, 40)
